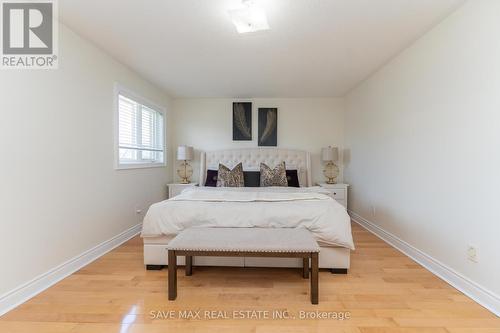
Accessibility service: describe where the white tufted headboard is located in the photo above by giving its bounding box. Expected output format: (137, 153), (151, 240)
(199, 148), (312, 187)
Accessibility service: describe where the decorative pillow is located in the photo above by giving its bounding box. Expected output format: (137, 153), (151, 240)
(286, 170), (300, 187)
(216, 163), (244, 187)
(244, 171), (260, 187)
(206, 169), (260, 187)
(260, 162), (288, 187)
(204, 170), (218, 187)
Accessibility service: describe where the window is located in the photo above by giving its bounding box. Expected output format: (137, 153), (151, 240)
(116, 87), (165, 169)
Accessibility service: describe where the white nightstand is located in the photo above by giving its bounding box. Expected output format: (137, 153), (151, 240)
(317, 183), (349, 208)
(167, 183), (198, 198)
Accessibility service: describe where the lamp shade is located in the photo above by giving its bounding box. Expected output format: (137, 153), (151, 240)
(177, 145), (194, 161)
(322, 146), (338, 162)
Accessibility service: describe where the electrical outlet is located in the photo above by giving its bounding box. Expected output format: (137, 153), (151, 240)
(467, 245), (478, 263)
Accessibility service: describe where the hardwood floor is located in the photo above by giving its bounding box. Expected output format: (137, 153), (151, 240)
(1, 223), (498, 333)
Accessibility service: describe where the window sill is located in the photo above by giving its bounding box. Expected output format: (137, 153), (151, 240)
(115, 163), (167, 170)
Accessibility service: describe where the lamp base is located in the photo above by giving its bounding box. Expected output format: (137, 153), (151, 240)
(177, 161), (193, 184)
(323, 162), (339, 185)
(325, 178), (337, 185)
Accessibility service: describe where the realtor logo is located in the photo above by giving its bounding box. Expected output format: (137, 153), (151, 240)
(1, 0), (58, 69)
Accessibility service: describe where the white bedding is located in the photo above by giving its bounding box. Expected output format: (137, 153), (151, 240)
(141, 186), (355, 250)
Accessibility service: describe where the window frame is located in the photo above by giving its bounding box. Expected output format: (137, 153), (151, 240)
(114, 83), (167, 170)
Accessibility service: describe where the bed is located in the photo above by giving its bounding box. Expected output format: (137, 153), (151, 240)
(141, 148), (354, 271)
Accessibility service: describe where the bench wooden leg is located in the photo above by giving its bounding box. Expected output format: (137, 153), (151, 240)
(310, 252), (318, 304)
(168, 250), (177, 300)
(302, 257), (309, 278)
(185, 256), (192, 276)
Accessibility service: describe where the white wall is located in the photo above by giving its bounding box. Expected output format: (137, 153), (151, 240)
(172, 98), (345, 184)
(0, 24), (172, 297)
(345, 0), (500, 298)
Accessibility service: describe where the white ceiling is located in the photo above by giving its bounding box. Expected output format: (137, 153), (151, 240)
(60, 0), (463, 98)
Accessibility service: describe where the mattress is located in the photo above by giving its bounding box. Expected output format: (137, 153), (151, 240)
(141, 186), (354, 250)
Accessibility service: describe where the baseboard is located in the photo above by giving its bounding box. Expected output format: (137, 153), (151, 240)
(349, 210), (500, 317)
(0, 223), (141, 316)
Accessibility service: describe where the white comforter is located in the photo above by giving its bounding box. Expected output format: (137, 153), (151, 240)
(141, 187), (354, 249)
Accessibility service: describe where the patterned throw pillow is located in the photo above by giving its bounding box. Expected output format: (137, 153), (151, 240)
(216, 163), (244, 187)
(260, 162), (288, 187)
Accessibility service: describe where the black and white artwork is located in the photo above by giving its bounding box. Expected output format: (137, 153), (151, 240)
(258, 108), (278, 146)
(232, 102), (252, 141)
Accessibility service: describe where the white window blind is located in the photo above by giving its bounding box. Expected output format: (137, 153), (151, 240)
(117, 93), (165, 167)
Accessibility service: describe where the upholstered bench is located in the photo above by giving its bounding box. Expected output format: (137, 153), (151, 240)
(166, 227), (321, 304)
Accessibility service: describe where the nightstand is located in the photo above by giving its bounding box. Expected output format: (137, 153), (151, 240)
(317, 183), (349, 208)
(167, 183), (198, 198)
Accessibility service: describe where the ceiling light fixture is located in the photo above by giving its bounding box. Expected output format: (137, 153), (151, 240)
(228, 0), (269, 34)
